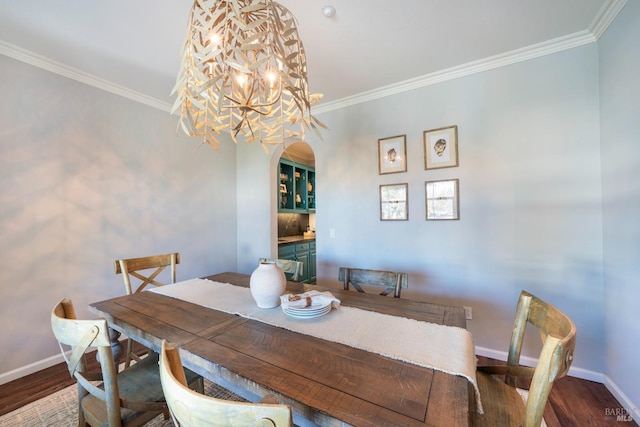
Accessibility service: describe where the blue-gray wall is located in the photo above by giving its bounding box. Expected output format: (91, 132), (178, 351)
(600, 0), (640, 417)
(0, 56), (238, 376)
(307, 44), (604, 375)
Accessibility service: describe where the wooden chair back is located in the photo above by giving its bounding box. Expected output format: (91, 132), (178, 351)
(115, 252), (180, 367)
(338, 267), (408, 298)
(159, 340), (293, 427)
(474, 290), (577, 427)
(114, 253), (180, 295)
(260, 258), (303, 282)
(50, 298), (166, 427)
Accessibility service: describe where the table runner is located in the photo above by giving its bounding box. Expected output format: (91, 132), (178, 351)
(150, 278), (482, 412)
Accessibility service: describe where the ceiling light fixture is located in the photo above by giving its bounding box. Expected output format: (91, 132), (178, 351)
(172, 0), (326, 152)
(322, 6), (336, 17)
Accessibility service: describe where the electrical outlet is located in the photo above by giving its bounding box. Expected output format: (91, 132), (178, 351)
(463, 306), (472, 320)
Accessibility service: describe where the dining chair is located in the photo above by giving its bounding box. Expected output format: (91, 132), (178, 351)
(114, 252), (180, 295)
(473, 290), (577, 427)
(50, 298), (180, 427)
(260, 258), (303, 282)
(159, 340), (293, 427)
(115, 252), (180, 367)
(338, 267), (408, 298)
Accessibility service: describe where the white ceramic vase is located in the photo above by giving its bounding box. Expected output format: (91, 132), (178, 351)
(250, 261), (286, 308)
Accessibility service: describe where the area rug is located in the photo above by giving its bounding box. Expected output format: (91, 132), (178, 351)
(0, 379), (246, 426)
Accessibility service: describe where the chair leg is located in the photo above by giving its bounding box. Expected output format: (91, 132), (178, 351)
(77, 386), (87, 427)
(125, 338), (134, 368)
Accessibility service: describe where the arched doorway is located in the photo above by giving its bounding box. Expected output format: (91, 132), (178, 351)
(275, 142), (316, 283)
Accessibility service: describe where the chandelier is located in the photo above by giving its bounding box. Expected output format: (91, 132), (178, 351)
(171, 0), (326, 151)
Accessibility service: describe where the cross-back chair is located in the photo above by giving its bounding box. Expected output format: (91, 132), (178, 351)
(259, 258), (303, 282)
(159, 340), (293, 427)
(473, 290), (577, 427)
(114, 253), (180, 295)
(114, 252), (180, 367)
(50, 298), (169, 427)
(338, 267), (408, 298)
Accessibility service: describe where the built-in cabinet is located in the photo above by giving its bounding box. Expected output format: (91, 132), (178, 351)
(309, 242), (316, 282)
(278, 241), (316, 284)
(279, 159), (315, 213)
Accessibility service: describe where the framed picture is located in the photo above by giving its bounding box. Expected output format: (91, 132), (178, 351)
(378, 135), (407, 174)
(424, 125), (458, 170)
(425, 179), (459, 220)
(380, 183), (408, 221)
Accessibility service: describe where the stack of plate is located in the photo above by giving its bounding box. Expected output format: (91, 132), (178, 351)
(282, 300), (332, 319)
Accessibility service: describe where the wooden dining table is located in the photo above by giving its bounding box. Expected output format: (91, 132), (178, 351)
(89, 272), (473, 427)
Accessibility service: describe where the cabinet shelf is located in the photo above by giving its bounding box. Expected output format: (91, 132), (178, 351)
(278, 159), (315, 214)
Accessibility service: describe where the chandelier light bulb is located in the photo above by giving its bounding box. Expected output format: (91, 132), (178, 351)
(209, 33), (221, 46)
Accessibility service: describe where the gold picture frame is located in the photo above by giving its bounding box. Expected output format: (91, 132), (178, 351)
(425, 179), (459, 220)
(424, 125), (458, 170)
(378, 135), (407, 174)
(380, 183), (408, 221)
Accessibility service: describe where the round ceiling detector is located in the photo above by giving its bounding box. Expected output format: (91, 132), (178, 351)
(322, 5), (336, 17)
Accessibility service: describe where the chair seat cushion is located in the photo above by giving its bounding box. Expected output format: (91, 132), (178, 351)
(472, 371), (525, 427)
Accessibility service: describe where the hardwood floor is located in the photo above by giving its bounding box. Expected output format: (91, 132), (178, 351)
(1, 353), (636, 426)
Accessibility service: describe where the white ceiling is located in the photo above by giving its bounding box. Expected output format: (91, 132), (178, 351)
(0, 0), (627, 110)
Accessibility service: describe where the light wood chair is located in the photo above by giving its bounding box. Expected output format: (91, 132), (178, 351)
(50, 298), (170, 427)
(159, 340), (293, 427)
(115, 252), (180, 367)
(114, 253), (180, 295)
(260, 258), (303, 282)
(338, 267), (408, 298)
(473, 290), (577, 427)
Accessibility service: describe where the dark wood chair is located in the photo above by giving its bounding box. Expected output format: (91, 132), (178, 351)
(50, 298), (174, 427)
(159, 340), (293, 427)
(473, 290), (577, 427)
(338, 267), (408, 298)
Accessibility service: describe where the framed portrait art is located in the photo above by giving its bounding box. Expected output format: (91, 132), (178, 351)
(380, 183), (408, 221)
(424, 125), (458, 170)
(378, 135), (407, 175)
(425, 179), (459, 221)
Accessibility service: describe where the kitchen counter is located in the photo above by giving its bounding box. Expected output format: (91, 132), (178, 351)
(277, 234), (316, 245)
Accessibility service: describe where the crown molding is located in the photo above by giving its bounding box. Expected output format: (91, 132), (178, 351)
(314, 0), (628, 115)
(314, 30), (597, 115)
(590, 0), (628, 39)
(0, 41), (172, 112)
(1, 0), (628, 116)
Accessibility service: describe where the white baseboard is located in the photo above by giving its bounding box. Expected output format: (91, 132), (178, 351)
(0, 353), (66, 386)
(604, 375), (640, 423)
(0, 338), (128, 386)
(475, 346), (603, 382)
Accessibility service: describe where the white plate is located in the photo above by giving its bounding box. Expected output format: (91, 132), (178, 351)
(282, 300), (332, 318)
(283, 305), (331, 319)
(283, 299), (331, 313)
